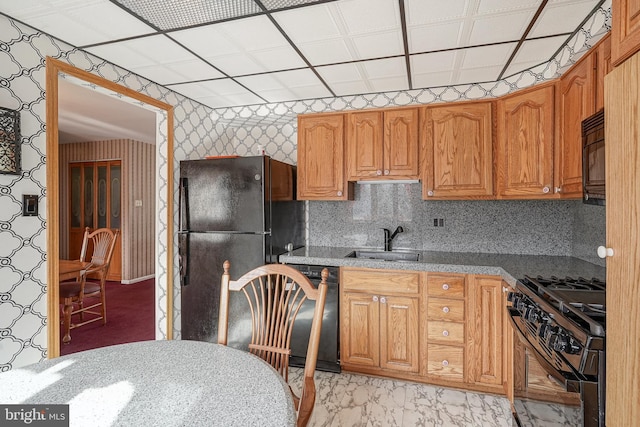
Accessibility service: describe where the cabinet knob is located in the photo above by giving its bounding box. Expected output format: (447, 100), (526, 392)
(442, 330), (449, 337)
(442, 360), (449, 367)
(384, 170), (390, 176)
(554, 187), (562, 193)
(597, 246), (614, 258)
(372, 295), (379, 302)
(427, 190), (434, 197)
(442, 284), (449, 291)
(380, 297), (387, 304)
(442, 306), (450, 313)
(337, 191), (343, 197)
(376, 170), (382, 176)
(542, 186), (550, 194)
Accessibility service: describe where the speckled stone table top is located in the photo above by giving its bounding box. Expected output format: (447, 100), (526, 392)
(0, 340), (296, 427)
(279, 246), (606, 287)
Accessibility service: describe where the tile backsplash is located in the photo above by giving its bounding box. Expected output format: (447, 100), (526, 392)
(308, 183), (605, 265)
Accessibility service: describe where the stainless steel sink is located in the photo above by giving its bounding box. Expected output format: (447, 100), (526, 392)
(345, 250), (420, 262)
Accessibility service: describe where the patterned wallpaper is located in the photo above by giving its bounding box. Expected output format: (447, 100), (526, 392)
(0, 0), (609, 370)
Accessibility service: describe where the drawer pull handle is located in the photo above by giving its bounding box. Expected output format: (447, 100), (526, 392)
(372, 295), (379, 302)
(442, 284), (450, 291)
(380, 297), (387, 304)
(442, 360), (449, 367)
(442, 306), (450, 313)
(442, 330), (449, 337)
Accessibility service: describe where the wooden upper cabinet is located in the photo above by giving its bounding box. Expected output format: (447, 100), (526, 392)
(555, 54), (595, 198)
(346, 108), (419, 180)
(422, 101), (494, 200)
(595, 34), (612, 111)
(496, 83), (555, 199)
(297, 113), (352, 200)
(612, 0), (640, 65)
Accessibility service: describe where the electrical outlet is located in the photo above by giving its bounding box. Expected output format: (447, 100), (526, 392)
(433, 218), (445, 227)
(135, 199), (143, 207)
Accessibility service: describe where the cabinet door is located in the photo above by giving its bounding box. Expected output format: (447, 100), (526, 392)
(384, 108), (419, 178)
(297, 114), (350, 200)
(469, 276), (503, 388)
(497, 84), (554, 198)
(379, 295), (419, 373)
(341, 292), (380, 367)
(347, 110), (384, 180)
(422, 102), (493, 199)
(595, 34), (612, 112)
(612, 0), (640, 65)
(556, 56), (595, 198)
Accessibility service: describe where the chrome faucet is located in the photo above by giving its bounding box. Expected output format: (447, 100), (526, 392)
(383, 226), (404, 251)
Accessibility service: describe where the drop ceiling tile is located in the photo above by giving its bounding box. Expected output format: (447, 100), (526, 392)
(408, 21), (464, 53)
(290, 39), (354, 65)
(410, 51), (457, 74)
(350, 31), (404, 59)
(476, 0), (541, 14)
(468, 10), (536, 45)
(87, 35), (197, 69)
(1, 0), (154, 46)
(335, 0), (401, 34)
(237, 69), (330, 102)
(461, 43), (517, 68)
(272, 4), (342, 44)
(168, 79), (264, 108)
(130, 59), (224, 85)
(412, 71), (454, 89)
(362, 57), (407, 79)
(317, 58), (407, 96)
(329, 81), (371, 96)
(456, 65), (503, 85)
(529, 0), (600, 38)
(316, 63), (365, 84)
(405, 0), (467, 24)
(504, 35), (568, 76)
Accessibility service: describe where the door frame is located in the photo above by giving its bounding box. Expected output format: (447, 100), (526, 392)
(46, 57), (175, 357)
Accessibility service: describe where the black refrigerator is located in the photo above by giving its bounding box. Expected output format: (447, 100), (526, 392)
(178, 156), (304, 345)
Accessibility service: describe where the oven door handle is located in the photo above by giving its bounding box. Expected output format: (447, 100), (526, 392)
(508, 310), (582, 393)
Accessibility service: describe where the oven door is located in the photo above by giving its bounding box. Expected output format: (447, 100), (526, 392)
(509, 311), (584, 427)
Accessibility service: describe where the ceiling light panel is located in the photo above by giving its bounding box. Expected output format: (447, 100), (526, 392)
(112, 0), (261, 30)
(0, 0), (154, 46)
(237, 69), (331, 102)
(260, 0), (340, 10)
(171, 16), (305, 75)
(528, 0), (600, 38)
(273, 0), (403, 64)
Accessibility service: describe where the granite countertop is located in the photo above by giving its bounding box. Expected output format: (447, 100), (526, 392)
(279, 246), (606, 287)
(0, 340), (296, 427)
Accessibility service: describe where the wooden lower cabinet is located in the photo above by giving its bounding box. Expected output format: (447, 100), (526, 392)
(340, 268), (512, 396)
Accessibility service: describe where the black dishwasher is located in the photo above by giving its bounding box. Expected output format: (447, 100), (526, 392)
(287, 264), (340, 373)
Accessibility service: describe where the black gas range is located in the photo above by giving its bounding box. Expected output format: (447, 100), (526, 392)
(507, 275), (606, 427)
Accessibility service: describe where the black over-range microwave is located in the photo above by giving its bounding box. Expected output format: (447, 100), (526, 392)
(582, 108), (605, 205)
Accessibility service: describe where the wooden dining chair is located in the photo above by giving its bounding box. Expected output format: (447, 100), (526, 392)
(218, 260), (328, 427)
(59, 227), (119, 343)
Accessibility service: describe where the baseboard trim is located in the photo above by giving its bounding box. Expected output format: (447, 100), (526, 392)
(120, 274), (155, 285)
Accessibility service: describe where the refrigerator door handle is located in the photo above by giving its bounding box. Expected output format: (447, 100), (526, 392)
(179, 232), (189, 287)
(179, 177), (189, 232)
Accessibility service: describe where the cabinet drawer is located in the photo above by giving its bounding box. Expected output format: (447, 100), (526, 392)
(342, 269), (420, 294)
(426, 274), (465, 298)
(427, 298), (465, 322)
(426, 344), (464, 380)
(427, 320), (464, 344)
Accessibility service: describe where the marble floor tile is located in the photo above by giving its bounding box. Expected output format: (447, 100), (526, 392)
(289, 368), (514, 427)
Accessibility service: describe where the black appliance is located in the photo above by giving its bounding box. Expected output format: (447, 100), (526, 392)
(286, 264), (340, 373)
(582, 109), (605, 205)
(178, 156), (304, 345)
(507, 276), (605, 427)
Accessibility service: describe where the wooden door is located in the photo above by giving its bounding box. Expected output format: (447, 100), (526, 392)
(347, 110), (383, 180)
(556, 55), (595, 198)
(497, 83), (555, 198)
(422, 102), (494, 199)
(69, 160), (122, 281)
(341, 292), (380, 367)
(383, 108), (419, 178)
(379, 295), (419, 373)
(469, 275), (503, 388)
(297, 113), (351, 200)
(604, 51), (640, 427)
(612, 0), (640, 65)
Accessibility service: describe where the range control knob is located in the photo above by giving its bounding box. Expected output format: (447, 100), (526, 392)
(565, 338), (582, 355)
(524, 306), (539, 323)
(551, 333), (569, 352)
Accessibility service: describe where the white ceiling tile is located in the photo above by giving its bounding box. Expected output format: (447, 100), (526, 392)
(237, 69), (330, 102)
(412, 71), (453, 89)
(461, 43), (516, 68)
(468, 10), (536, 45)
(504, 60), (547, 77)
(207, 54), (264, 76)
(513, 35), (567, 63)
(477, 0), (541, 14)
(87, 35), (197, 69)
(408, 21), (464, 53)
(335, 0), (401, 34)
(529, 0), (600, 38)
(456, 65), (503, 84)
(293, 39), (355, 65)
(316, 63), (364, 84)
(171, 25), (238, 57)
(248, 46), (307, 73)
(329, 81), (371, 97)
(213, 15), (292, 51)
(272, 4), (342, 44)
(410, 51), (457, 74)
(168, 79), (264, 107)
(405, 0), (467, 24)
(350, 31), (405, 59)
(369, 76), (409, 93)
(0, 0), (154, 46)
(362, 57), (407, 79)
(129, 59), (224, 85)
